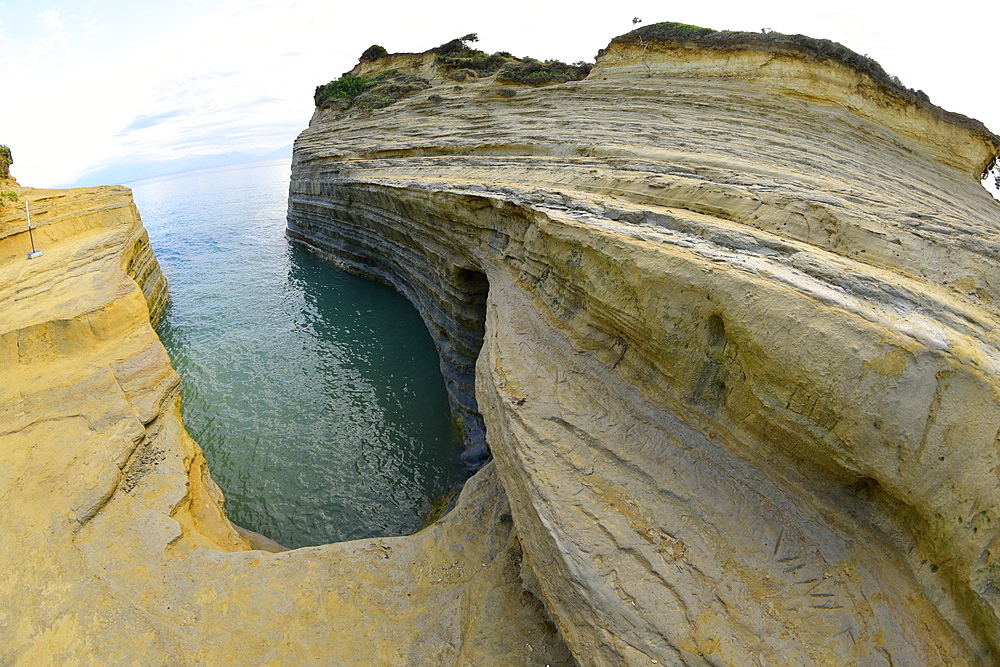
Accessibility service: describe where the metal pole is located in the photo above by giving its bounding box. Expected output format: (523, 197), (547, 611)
(25, 201), (42, 259)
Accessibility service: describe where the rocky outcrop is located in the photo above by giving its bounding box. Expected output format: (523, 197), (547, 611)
(0, 145), (12, 180)
(287, 27), (1000, 664)
(0, 186), (569, 664)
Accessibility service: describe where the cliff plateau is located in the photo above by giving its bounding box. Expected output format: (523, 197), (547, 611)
(286, 27), (1000, 664)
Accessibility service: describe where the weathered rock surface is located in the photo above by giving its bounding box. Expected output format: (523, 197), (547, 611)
(0, 186), (570, 664)
(287, 28), (1000, 664)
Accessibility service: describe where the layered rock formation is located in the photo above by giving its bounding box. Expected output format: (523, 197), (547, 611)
(4, 24), (1000, 665)
(287, 26), (1000, 664)
(0, 186), (568, 663)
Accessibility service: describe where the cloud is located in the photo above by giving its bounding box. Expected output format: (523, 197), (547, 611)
(82, 16), (103, 36)
(38, 8), (61, 30)
(0, 3), (8, 54)
(36, 8), (67, 51)
(119, 109), (187, 133)
(11, 0), (995, 189)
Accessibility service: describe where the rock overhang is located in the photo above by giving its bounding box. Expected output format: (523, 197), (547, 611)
(286, 25), (1000, 663)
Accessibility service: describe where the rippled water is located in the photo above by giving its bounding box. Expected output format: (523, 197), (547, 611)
(132, 159), (465, 549)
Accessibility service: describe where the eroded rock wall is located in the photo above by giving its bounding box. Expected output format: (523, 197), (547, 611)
(288, 180), (491, 465)
(0, 185), (568, 664)
(287, 33), (1000, 664)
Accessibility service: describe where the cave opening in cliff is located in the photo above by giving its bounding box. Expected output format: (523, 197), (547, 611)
(453, 266), (490, 358)
(449, 265), (492, 469)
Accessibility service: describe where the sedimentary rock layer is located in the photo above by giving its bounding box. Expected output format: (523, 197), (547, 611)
(0, 186), (568, 664)
(287, 29), (1000, 664)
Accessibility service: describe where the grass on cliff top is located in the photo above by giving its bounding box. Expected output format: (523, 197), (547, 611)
(496, 59), (592, 85)
(434, 34), (592, 84)
(315, 73), (384, 101)
(314, 33), (592, 110)
(314, 70), (431, 110)
(633, 21), (718, 39)
(432, 33), (516, 75)
(437, 48), (516, 75)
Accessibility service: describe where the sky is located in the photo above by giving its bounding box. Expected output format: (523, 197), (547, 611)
(0, 0), (997, 188)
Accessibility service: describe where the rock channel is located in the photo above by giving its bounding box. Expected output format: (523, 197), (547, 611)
(3, 24), (1000, 665)
(0, 188), (569, 662)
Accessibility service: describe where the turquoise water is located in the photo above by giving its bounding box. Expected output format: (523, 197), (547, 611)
(132, 159), (466, 549)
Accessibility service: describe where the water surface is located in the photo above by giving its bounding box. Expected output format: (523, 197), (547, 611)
(132, 159), (465, 548)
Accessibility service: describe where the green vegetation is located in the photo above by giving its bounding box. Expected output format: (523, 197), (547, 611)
(0, 144), (14, 203)
(638, 21), (717, 39)
(314, 34), (596, 111)
(436, 36), (517, 76)
(314, 70), (431, 111)
(315, 73), (385, 102)
(497, 59), (592, 85)
(433, 33), (482, 56)
(0, 144), (11, 179)
(359, 44), (388, 61)
(434, 33), (591, 84)
(434, 33), (519, 76)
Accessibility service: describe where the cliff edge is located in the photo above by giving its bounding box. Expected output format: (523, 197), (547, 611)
(287, 26), (1000, 664)
(4, 23), (1000, 664)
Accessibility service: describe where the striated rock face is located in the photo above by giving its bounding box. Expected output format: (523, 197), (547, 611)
(287, 29), (1000, 664)
(0, 186), (569, 664)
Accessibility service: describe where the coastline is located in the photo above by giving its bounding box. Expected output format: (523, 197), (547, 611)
(3, 24), (1000, 663)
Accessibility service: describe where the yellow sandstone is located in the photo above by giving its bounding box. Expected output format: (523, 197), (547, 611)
(4, 24), (1000, 665)
(0, 185), (569, 664)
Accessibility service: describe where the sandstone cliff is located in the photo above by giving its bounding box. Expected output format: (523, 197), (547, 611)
(286, 26), (1000, 664)
(0, 186), (568, 663)
(5, 24), (1000, 665)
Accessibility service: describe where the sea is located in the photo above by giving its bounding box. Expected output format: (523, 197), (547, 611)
(131, 158), (466, 549)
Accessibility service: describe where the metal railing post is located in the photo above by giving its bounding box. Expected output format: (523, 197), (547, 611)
(25, 200), (42, 259)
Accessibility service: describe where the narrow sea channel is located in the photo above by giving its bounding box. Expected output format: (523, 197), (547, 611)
(132, 159), (466, 549)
